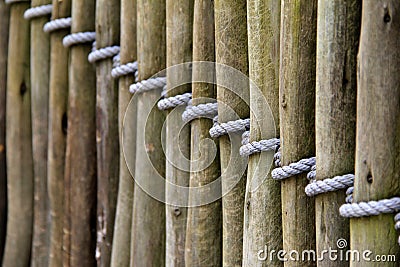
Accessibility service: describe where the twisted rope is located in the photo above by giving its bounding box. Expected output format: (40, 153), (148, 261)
(23, 4), (52, 20)
(43, 17), (72, 33)
(63, 32), (96, 47)
(209, 117), (250, 138)
(239, 131), (280, 157)
(157, 92), (192, 110)
(111, 61), (139, 79)
(182, 101), (218, 123)
(345, 186), (353, 204)
(305, 173), (354, 197)
(129, 77), (167, 94)
(88, 45), (120, 63)
(5, 0), (30, 4)
(271, 156), (316, 180)
(340, 197), (400, 218)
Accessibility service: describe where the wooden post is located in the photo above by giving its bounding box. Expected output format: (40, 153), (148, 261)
(351, 1), (400, 265)
(94, 0), (120, 266)
(130, 0), (166, 266)
(279, 0), (317, 266)
(47, 0), (71, 267)
(315, 1), (360, 265)
(2, 1), (33, 267)
(110, 0), (136, 266)
(243, 0), (282, 266)
(214, 0), (249, 266)
(64, 0), (97, 265)
(29, 0), (51, 265)
(185, 1), (222, 266)
(0, 0), (9, 263)
(165, 1), (193, 266)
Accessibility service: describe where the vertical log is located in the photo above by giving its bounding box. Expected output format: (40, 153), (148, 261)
(2, 1), (33, 267)
(47, 0), (71, 266)
(110, 0), (136, 266)
(165, 1), (193, 266)
(315, 1), (360, 265)
(29, 0), (51, 265)
(130, 0), (166, 266)
(243, 0), (282, 266)
(94, 0), (120, 266)
(64, 0), (97, 265)
(185, 1), (221, 266)
(0, 0), (9, 263)
(214, 0), (248, 266)
(351, 1), (400, 265)
(279, 0), (317, 266)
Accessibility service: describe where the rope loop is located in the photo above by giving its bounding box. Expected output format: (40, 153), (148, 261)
(23, 4), (52, 20)
(43, 17), (72, 33)
(88, 45), (120, 63)
(63, 32), (96, 47)
(182, 101), (218, 123)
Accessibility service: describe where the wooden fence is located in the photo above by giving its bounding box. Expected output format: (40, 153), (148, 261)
(0, 0), (399, 267)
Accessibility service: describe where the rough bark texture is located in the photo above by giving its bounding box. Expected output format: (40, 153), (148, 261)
(214, 1), (249, 266)
(0, 0), (9, 263)
(2, 2), (33, 267)
(279, 0), (317, 266)
(94, 0), (120, 266)
(130, 0), (166, 266)
(64, 0), (97, 266)
(165, 1), (193, 266)
(184, 1), (222, 266)
(110, 0), (136, 266)
(243, 0), (282, 266)
(47, 0), (71, 266)
(30, 0), (51, 266)
(351, 1), (400, 266)
(315, 1), (360, 266)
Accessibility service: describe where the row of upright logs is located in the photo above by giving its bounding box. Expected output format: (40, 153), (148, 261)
(0, 0), (399, 267)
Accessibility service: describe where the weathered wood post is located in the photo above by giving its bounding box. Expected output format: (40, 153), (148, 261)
(110, 0), (136, 266)
(63, 0), (97, 265)
(27, 0), (52, 265)
(2, 1), (33, 267)
(130, 0), (166, 265)
(243, 0), (282, 266)
(0, 0), (9, 263)
(349, 1), (400, 265)
(46, 0), (71, 266)
(314, 1), (360, 265)
(164, 1), (193, 266)
(278, 0), (317, 265)
(91, 0), (120, 265)
(184, 1), (221, 266)
(214, 0), (249, 266)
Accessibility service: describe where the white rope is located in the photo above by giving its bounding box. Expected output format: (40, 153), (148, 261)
(88, 45), (120, 63)
(182, 101), (218, 123)
(112, 54), (120, 67)
(305, 173), (354, 197)
(340, 197), (400, 218)
(23, 4), (52, 20)
(63, 32), (96, 47)
(112, 61), (138, 79)
(5, 0), (29, 4)
(209, 117), (250, 138)
(129, 77), (166, 94)
(240, 137), (281, 157)
(157, 93), (192, 110)
(271, 156), (316, 180)
(346, 186), (353, 203)
(43, 17), (72, 33)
